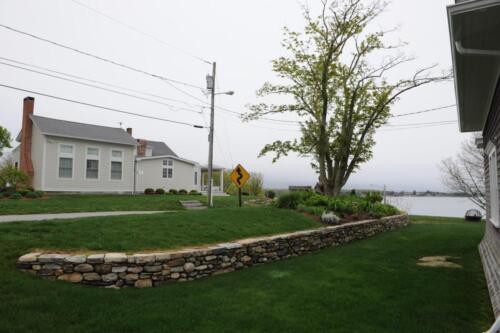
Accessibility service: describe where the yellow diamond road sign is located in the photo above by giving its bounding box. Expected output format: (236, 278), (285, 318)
(230, 164), (250, 189)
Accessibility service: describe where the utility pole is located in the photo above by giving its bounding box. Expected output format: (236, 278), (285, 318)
(207, 62), (216, 208)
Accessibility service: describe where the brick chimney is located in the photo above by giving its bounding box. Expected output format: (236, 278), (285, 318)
(137, 139), (148, 157)
(19, 97), (35, 186)
(126, 128), (133, 135)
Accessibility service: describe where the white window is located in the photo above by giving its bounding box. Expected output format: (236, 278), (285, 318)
(162, 159), (174, 179)
(110, 149), (123, 180)
(85, 147), (100, 180)
(58, 144), (74, 179)
(489, 147), (499, 227)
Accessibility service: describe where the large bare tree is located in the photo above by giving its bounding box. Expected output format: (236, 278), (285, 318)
(440, 135), (486, 210)
(245, 0), (450, 196)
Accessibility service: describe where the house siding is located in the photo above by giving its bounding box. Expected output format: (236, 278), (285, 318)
(136, 158), (201, 192)
(42, 135), (135, 192)
(481, 79), (500, 318)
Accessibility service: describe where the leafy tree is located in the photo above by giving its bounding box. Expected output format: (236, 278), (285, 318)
(245, 0), (450, 196)
(0, 126), (11, 157)
(440, 135), (485, 210)
(246, 173), (264, 196)
(0, 159), (29, 191)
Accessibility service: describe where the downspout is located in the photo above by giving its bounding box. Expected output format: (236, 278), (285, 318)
(133, 157), (137, 194)
(455, 41), (500, 57)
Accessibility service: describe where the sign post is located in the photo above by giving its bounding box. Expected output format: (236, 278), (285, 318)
(230, 164), (250, 207)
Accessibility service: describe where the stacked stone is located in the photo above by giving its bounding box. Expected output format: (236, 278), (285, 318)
(17, 214), (409, 289)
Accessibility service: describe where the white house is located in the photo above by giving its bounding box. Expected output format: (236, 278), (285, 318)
(12, 97), (224, 194)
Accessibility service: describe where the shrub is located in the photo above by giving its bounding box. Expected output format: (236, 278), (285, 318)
(18, 189), (30, 197)
(369, 203), (400, 218)
(25, 191), (38, 199)
(276, 192), (305, 209)
(265, 190), (276, 199)
(1, 192), (10, 198)
(9, 192), (22, 200)
(178, 189), (188, 195)
(0, 161), (29, 191)
(169, 189), (178, 195)
(365, 191), (383, 204)
(155, 188), (165, 195)
(247, 173), (264, 196)
(144, 188), (155, 195)
(189, 190), (201, 195)
(34, 190), (45, 198)
(304, 194), (330, 207)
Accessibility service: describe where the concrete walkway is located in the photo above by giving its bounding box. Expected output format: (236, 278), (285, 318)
(0, 211), (167, 223)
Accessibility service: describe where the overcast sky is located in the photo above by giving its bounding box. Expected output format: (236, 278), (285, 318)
(0, 0), (469, 191)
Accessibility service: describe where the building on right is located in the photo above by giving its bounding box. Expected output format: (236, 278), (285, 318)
(448, 0), (500, 319)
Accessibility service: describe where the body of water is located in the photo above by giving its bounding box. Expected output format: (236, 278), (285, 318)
(386, 196), (484, 218)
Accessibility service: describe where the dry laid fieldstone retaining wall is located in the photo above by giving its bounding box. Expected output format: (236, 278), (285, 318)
(17, 214), (409, 289)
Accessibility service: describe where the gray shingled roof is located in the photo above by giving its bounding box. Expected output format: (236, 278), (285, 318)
(148, 140), (178, 157)
(29, 115), (137, 146)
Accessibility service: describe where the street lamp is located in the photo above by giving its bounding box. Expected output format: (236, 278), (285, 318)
(206, 64), (234, 208)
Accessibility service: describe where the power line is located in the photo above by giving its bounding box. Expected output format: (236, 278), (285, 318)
(70, 0), (212, 65)
(0, 83), (206, 128)
(0, 56), (204, 109)
(0, 60), (203, 114)
(0, 23), (205, 90)
(389, 104), (456, 118)
(385, 120), (457, 127)
(379, 122), (457, 132)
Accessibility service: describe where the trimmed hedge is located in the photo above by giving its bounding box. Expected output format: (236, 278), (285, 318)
(144, 188), (155, 195)
(155, 188), (165, 195)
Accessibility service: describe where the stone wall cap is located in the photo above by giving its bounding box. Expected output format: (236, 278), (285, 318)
(18, 252), (42, 263)
(104, 253), (128, 263)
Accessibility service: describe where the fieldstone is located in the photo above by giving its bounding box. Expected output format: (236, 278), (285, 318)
(102, 273), (118, 282)
(112, 266), (128, 273)
(183, 262), (195, 273)
(18, 252), (42, 263)
(133, 254), (155, 264)
(38, 254), (67, 264)
(167, 258), (185, 266)
(139, 273), (152, 279)
(195, 265), (208, 271)
(74, 264), (94, 273)
(170, 266), (184, 273)
(241, 256), (252, 263)
(32, 264), (42, 271)
(105, 285), (121, 290)
(144, 265), (162, 273)
(134, 279), (152, 288)
(104, 253), (127, 264)
(124, 273), (139, 281)
(87, 254), (104, 264)
(155, 253), (171, 261)
(170, 272), (180, 279)
(42, 264), (62, 270)
(94, 264), (112, 274)
(205, 255), (217, 261)
(64, 255), (86, 264)
(83, 272), (101, 281)
(127, 266), (143, 273)
(57, 273), (83, 283)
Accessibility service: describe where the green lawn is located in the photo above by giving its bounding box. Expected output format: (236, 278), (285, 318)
(0, 212), (494, 332)
(0, 194), (251, 215)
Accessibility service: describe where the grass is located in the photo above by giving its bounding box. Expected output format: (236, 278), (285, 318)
(0, 194), (253, 215)
(0, 212), (494, 332)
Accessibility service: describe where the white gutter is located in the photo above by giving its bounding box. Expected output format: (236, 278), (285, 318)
(455, 41), (500, 57)
(485, 316), (500, 333)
